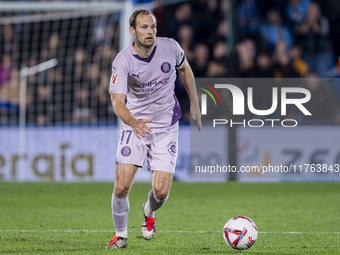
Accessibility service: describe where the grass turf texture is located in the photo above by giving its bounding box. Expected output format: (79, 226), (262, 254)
(0, 182), (339, 254)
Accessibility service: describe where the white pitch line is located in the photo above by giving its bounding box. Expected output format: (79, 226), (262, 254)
(0, 230), (339, 235)
(161, 231), (340, 235)
(259, 231), (340, 235)
(0, 230), (110, 233)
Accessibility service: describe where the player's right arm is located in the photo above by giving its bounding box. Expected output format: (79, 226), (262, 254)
(110, 94), (152, 139)
(109, 54), (151, 139)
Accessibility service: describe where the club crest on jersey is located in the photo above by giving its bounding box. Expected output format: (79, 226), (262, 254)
(121, 146), (131, 157)
(167, 141), (177, 156)
(111, 74), (118, 85)
(161, 62), (171, 73)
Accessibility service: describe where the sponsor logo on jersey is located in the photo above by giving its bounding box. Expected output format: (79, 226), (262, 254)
(138, 78), (170, 92)
(131, 72), (141, 79)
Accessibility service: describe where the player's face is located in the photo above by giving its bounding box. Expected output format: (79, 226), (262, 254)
(133, 14), (157, 49)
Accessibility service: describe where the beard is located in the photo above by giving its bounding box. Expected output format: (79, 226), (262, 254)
(135, 34), (154, 49)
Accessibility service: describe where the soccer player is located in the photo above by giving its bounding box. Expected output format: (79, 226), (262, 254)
(106, 9), (202, 249)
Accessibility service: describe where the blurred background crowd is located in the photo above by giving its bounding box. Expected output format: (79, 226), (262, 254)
(1, 0), (340, 126)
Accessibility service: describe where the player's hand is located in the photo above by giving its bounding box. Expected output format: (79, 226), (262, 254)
(131, 119), (152, 139)
(191, 105), (202, 131)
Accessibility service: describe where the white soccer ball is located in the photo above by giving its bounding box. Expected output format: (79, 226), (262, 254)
(223, 216), (258, 250)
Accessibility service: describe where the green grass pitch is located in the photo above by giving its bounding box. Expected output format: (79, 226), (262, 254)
(0, 181), (339, 254)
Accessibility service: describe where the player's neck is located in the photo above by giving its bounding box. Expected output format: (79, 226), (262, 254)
(133, 42), (155, 58)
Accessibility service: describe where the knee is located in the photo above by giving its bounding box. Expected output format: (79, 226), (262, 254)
(153, 186), (169, 201)
(114, 183), (131, 198)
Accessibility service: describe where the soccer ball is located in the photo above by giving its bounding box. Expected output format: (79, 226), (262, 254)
(223, 216), (258, 250)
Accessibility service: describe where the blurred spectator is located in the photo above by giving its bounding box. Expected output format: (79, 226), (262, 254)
(223, 36), (256, 77)
(207, 60), (228, 77)
(207, 19), (230, 48)
(132, 0), (154, 4)
(167, 3), (198, 41)
(0, 68), (20, 123)
(40, 33), (66, 70)
(257, 0), (286, 18)
(207, 39), (229, 78)
(0, 55), (12, 88)
(96, 71), (112, 122)
(326, 1), (340, 60)
(86, 63), (100, 91)
(294, 2), (334, 77)
(289, 44), (308, 77)
(285, 0), (310, 30)
(70, 62), (101, 123)
(72, 85), (95, 123)
(28, 68), (65, 125)
(0, 68), (20, 104)
(152, 0), (167, 37)
(41, 33), (62, 60)
(212, 40), (229, 61)
(272, 40), (299, 78)
(195, 0), (222, 41)
(50, 69), (67, 123)
(26, 57), (39, 94)
(177, 24), (195, 63)
(191, 43), (210, 77)
(73, 48), (88, 77)
(91, 14), (117, 48)
(237, 0), (261, 37)
(248, 51), (274, 77)
(93, 42), (117, 74)
(32, 84), (54, 126)
(259, 9), (294, 53)
(81, 63), (100, 116)
(65, 47), (88, 86)
(302, 73), (336, 120)
(0, 24), (18, 58)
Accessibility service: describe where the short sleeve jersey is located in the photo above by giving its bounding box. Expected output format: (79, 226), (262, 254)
(109, 37), (185, 128)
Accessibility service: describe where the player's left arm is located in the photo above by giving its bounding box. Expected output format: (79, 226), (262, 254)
(178, 58), (202, 131)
